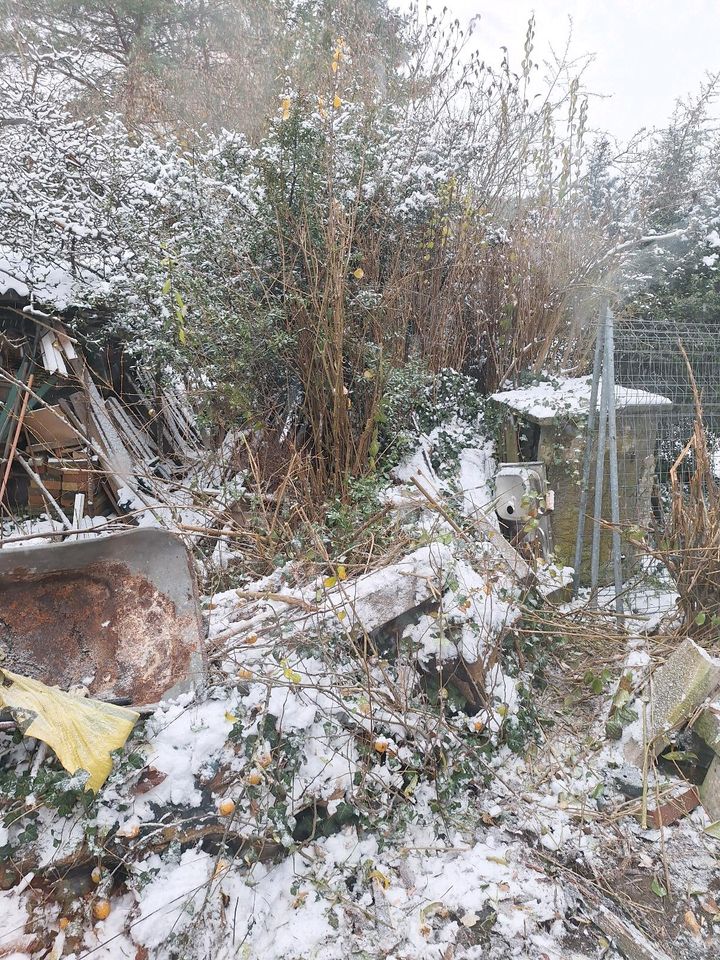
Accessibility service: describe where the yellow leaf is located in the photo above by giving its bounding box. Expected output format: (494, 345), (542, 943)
(281, 97), (291, 120)
(337, 564), (347, 581)
(337, 609), (347, 621)
(333, 94), (341, 109)
(331, 60), (338, 73)
(281, 660), (302, 684)
(369, 869), (390, 889)
(362, 369), (374, 380)
(224, 711), (237, 724)
(352, 267), (364, 279)
(323, 575), (337, 588)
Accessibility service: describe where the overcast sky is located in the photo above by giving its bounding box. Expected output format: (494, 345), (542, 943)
(401, 1), (720, 141)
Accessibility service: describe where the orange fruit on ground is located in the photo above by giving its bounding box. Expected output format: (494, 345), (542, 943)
(218, 798), (236, 816)
(93, 899), (111, 921)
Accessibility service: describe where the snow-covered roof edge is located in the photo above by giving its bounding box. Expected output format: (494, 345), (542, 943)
(491, 376), (672, 426)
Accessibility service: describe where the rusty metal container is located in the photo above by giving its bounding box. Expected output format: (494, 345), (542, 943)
(0, 528), (205, 706)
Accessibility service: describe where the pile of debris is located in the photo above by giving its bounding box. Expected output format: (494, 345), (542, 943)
(612, 637), (720, 829)
(0, 301), (205, 538)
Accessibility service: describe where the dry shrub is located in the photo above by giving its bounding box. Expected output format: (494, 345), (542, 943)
(655, 347), (720, 645)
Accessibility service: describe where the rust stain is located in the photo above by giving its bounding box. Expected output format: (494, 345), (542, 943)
(0, 560), (198, 704)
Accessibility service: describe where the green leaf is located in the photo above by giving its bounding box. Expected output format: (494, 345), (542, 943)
(662, 750), (697, 763)
(161, 277), (172, 295)
(650, 876), (668, 898)
(695, 612), (706, 626)
(704, 820), (720, 839)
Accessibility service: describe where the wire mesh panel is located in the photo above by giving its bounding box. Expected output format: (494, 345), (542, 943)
(614, 316), (720, 477)
(611, 315), (720, 615)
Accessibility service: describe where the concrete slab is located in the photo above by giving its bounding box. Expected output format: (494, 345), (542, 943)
(625, 638), (720, 766)
(700, 755), (720, 821)
(693, 701), (720, 755)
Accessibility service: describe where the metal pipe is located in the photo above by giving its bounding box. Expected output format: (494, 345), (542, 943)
(603, 307), (624, 620)
(589, 306), (610, 605)
(572, 300), (607, 596)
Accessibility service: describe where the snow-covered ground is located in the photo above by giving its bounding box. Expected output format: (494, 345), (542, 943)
(1, 419), (717, 960)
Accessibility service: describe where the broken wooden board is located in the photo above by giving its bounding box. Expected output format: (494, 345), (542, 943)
(590, 900), (675, 960)
(23, 403), (79, 451)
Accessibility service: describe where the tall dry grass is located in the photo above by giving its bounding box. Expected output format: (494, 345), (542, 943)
(654, 346), (720, 646)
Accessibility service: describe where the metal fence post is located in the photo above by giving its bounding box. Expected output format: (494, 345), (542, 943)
(604, 307), (624, 621)
(572, 300), (606, 597)
(589, 305), (610, 605)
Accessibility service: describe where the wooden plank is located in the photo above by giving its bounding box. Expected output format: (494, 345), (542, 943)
(591, 900), (675, 960)
(59, 392), (152, 510)
(409, 474), (532, 582)
(71, 493), (91, 540)
(68, 361), (135, 478)
(161, 385), (202, 442)
(24, 404), (78, 451)
(39, 330), (68, 376)
(105, 397), (158, 461)
(55, 327), (78, 361)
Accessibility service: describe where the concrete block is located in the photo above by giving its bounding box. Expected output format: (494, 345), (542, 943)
(693, 701), (720, 755)
(626, 638), (720, 765)
(700, 755), (720, 822)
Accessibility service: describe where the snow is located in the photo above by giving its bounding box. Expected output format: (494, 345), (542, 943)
(128, 697), (236, 812)
(458, 440), (497, 523)
(403, 553), (522, 665)
(0, 891), (30, 956)
(491, 376), (672, 425)
(131, 851), (214, 951)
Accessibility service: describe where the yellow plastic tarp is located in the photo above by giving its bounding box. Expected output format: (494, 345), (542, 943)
(0, 668), (139, 791)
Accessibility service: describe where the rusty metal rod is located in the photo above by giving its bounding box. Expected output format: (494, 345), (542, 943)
(0, 372), (34, 506)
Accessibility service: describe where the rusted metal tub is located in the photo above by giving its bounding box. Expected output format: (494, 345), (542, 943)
(0, 528), (205, 706)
